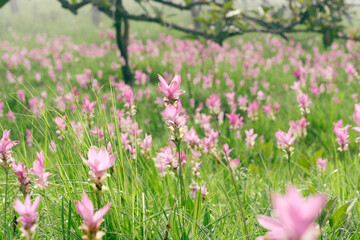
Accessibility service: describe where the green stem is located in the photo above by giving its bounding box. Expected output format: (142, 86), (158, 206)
(212, 114), (250, 240)
(4, 169), (9, 238)
(176, 142), (185, 206)
(287, 151), (293, 183)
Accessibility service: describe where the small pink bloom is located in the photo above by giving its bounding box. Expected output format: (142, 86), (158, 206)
(316, 158), (328, 170)
(158, 74), (185, 105)
(30, 151), (51, 190)
(275, 128), (296, 152)
(297, 93), (312, 115)
(245, 129), (258, 149)
(334, 124), (350, 152)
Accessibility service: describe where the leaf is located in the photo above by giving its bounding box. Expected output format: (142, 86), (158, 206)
(329, 198), (356, 229)
(307, 184), (317, 194)
(223, 2), (233, 11)
(319, 196), (339, 228)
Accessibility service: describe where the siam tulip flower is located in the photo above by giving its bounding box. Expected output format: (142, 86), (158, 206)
(6, 111), (15, 122)
(30, 151), (51, 190)
(13, 195), (41, 240)
(17, 89), (26, 102)
(12, 160), (31, 196)
(49, 140), (57, 153)
(82, 95), (97, 126)
(189, 181), (200, 199)
(237, 95), (248, 111)
(82, 146), (116, 192)
(297, 93), (312, 115)
(206, 94), (222, 114)
(222, 144), (233, 158)
(262, 104), (275, 120)
(316, 158), (328, 171)
(289, 118), (309, 138)
(275, 127), (296, 155)
(128, 144), (136, 160)
(256, 185), (326, 240)
(158, 74), (185, 106)
(225, 111), (244, 130)
(89, 127), (105, 140)
(140, 133), (152, 155)
(228, 158), (240, 170)
(54, 116), (66, 139)
(334, 124), (350, 152)
(26, 129), (33, 147)
(192, 161), (202, 176)
(184, 127), (201, 148)
(75, 192), (112, 240)
(123, 86), (136, 116)
(200, 182), (208, 199)
(247, 100), (259, 121)
(245, 129), (258, 149)
(333, 119), (343, 128)
(0, 130), (19, 171)
(352, 104), (360, 142)
(274, 102), (280, 113)
(162, 103), (188, 141)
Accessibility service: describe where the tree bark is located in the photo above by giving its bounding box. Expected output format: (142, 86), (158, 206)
(91, 6), (100, 25)
(10, 0), (18, 14)
(191, 0), (201, 30)
(115, 0), (133, 86)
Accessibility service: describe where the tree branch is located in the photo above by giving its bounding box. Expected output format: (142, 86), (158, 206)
(151, 0), (223, 10)
(57, 0), (90, 14)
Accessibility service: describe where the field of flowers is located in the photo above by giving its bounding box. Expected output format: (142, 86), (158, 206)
(1, 17), (360, 240)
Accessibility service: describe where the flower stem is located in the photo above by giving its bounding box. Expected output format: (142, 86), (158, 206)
(176, 141), (185, 206)
(4, 169), (9, 238)
(212, 114), (250, 240)
(287, 151), (293, 183)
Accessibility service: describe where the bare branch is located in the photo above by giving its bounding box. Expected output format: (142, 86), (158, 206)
(57, 0), (90, 14)
(151, 0), (223, 10)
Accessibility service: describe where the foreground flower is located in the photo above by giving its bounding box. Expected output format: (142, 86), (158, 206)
(82, 146), (116, 192)
(13, 195), (41, 240)
(256, 185), (326, 240)
(0, 130), (19, 171)
(245, 129), (258, 149)
(158, 74), (184, 106)
(30, 151), (51, 190)
(75, 192), (112, 240)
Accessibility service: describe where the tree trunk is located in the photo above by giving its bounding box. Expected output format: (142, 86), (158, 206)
(115, 0), (133, 86)
(91, 6), (100, 25)
(191, 0), (201, 30)
(10, 0), (18, 14)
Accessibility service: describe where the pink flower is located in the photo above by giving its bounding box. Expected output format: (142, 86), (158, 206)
(225, 111), (244, 130)
(0, 130), (19, 170)
(247, 100), (259, 120)
(275, 128), (296, 153)
(184, 127), (201, 147)
(163, 104), (188, 132)
(297, 93), (312, 115)
(200, 182), (208, 199)
(17, 89), (26, 102)
(245, 129), (258, 149)
(30, 151), (51, 190)
(140, 133), (152, 155)
(6, 111), (15, 122)
(82, 146), (116, 191)
(12, 160), (31, 196)
(75, 192), (112, 240)
(26, 129), (33, 147)
(289, 118), (309, 137)
(334, 125), (350, 152)
(13, 195), (41, 239)
(316, 158), (328, 170)
(256, 185), (326, 240)
(82, 95), (97, 115)
(352, 104), (360, 142)
(158, 74), (185, 105)
(206, 94), (221, 114)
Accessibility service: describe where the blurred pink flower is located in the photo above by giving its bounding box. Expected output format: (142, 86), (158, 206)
(158, 74), (184, 105)
(75, 192), (112, 240)
(256, 185), (326, 240)
(30, 151), (51, 190)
